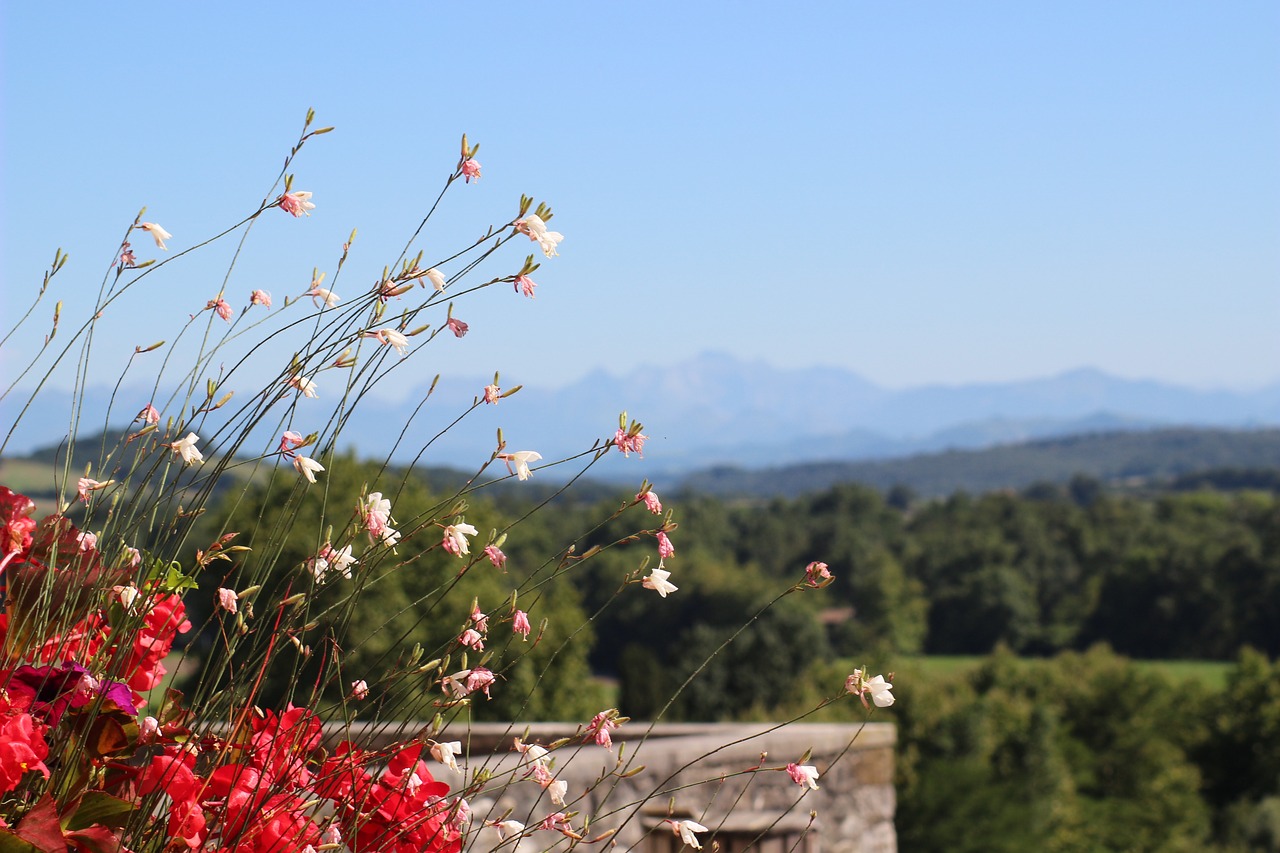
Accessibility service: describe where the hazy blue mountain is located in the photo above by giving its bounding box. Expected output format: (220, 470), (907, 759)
(4, 354), (1278, 479)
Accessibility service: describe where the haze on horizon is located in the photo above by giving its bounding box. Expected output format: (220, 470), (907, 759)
(2, 2), (1276, 397)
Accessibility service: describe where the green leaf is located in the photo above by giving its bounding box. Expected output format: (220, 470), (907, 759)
(63, 792), (134, 832)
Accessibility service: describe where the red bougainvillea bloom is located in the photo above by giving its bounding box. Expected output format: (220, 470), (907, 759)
(340, 744), (462, 853)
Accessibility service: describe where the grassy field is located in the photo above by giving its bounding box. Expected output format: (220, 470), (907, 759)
(895, 654), (1234, 690)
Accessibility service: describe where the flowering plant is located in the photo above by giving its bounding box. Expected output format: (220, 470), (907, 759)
(0, 113), (892, 852)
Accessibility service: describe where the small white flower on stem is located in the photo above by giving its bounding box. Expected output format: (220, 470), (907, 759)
(350, 680), (369, 700)
(313, 543), (356, 581)
(668, 820), (709, 850)
(786, 762), (819, 790)
(250, 289), (272, 308)
(124, 546), (142, 568)
(430, 740), (463, 773)
(846, 669), (895, 708)
(365, 328), (409, 355)
(442, 523), (479, 556)
(515, 214), (564, 258)
(321, 826), (342, 847)
(514, 737), (549, 767)
(138, 222), (172, 250)
(499, 450), (542, 481)
(167, 433), (204, 465)
(491, 820), (525, 841)
(424, 268), (447, 292)
(113, 584), (140, 612)
(292, 455), (324, 483)
(545, 778), (568, 806)
(216, 588), (239, 614)
(362, 492), (393, 539)
(278, 190), (315, 217)
(287, 376), (319, 398)
(642, 567), (678, 598)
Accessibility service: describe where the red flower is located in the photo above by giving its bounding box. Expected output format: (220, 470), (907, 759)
(0, 702), (49, 794)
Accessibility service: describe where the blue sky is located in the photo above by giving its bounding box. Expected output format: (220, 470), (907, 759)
(2, 1), (1277, 396)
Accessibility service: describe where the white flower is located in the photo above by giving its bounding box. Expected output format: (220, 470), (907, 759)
(288, 376), (319, 398)
(503, 450), (542, 481)
(516, 214), (564, 258)
(514, 737), (550, 767)
(864, 674), (895, 707)
(139, 222), (172, 250)
(168, 432), (204, 465)
(431, 741), (463, 774)
(545, 778), (568, 805)
(671, 820), (708, 849)
(293, 455), (325, 483)
(492, 820), (525, 841)
(787, 763), (820, 790)
(442, 522), (479, 556)
(424, 268), (447, 292)
(314, 544), (356, 581)
(642, 567), (678, 598)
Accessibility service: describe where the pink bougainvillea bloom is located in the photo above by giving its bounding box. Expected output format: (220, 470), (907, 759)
(350, 680), (369, 700)
(461, 158), (482, 182)
(514, 274), (537, 298)
(120, 242), (137, 267)
(459, 628), (485, 651)
(657, 531), (675, 560)
(585, 709), (620, 749)
(167, 432), (204, 465)
(483, 544), (506, 569)
(279, 430), (305, 453)
(138, 222), (172, 250)
(512, 609), (531, 639)
(423, 267), (447, 292)
(483, 384), (500, 404)
(786, 762), (820, 790)
(515, 214), (564, 258)
(364, 328), (409, 355)
(207, 296), (233, 322)
(804, 560), (833, 588)
(137, 403), (161, 425)
(287, 376), (319, 398)
(446, 317), (469, 337)
(642, 567), (678, 598)
(216, 588), (238, 614)
(638, 489), (662, 514)
(250, 289), (272, 308)
(614, 427), (648, 457)
(293, 455), (324, 483)
(442, 523), (479, 556)
(278, 190), (315, 217)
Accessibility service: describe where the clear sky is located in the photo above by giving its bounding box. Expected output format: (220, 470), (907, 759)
(2, 1), (1277, 396)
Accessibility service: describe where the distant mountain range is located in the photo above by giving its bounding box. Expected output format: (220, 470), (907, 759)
(4, 353), (1279, 483)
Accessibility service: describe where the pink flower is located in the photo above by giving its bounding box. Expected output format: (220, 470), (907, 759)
(278, 430), (305, 453)
(514, 274), (536, 298)
(614, 427), (648, 457)
(124, 546), (142, 568)
(138, 222), (172, 250)
(446, 317), (469, 337)
(786, 762), (819, 790)
(76, 531), (97, 552)
(657, 531), (675, 560)
(540, 813), (572, 834)
(585, 709), (620, 749)
(461, 158), (482, 183)
(278, 190), (315, 217)
(287, 376), (319, 398)
(137, 404), (161, 425)
(464, 667), (495, 698)
(803, 560), (833, 589)
(442, 522), (479, 556)
(484, 544), (507, 568)
(444, 667), (495, 699)
(207, 296), (233, 322)
(483, 384), (500, 404)
(217, 588), (239, 614)
(77, 477), (111, 502)
(139, 716), (160, 743)
(313, 543), (356, 580)
(250, 289), (272, 308)
(512, 609), (531, 639)
(362, 492), (393, 540)
(350, 680), (369, 700)
(120, 243), (137, 267)
(638, 489), (662, 514)
(471, 606), (489, 633)
(459, 629), (484, 651)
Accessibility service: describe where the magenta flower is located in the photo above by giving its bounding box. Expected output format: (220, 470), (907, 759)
(614, 427), (648, 457)
(120, 242), (137, 267)
(278, 430), (305, 454)
(657, 531), (675, 560)
(512, 609), (531, 639)
(484, 544), (507, 568)
(803, 560), (833, 588)
(459, 628), (485, 651)
(638, 489), (662, 514)
(446, 317), (469, 337)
